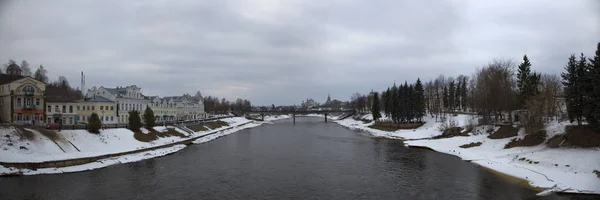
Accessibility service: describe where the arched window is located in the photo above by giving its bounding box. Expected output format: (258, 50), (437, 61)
(22, 86), (35, 94)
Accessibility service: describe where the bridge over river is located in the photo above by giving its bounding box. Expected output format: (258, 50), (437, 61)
(240, 110), (356, 123)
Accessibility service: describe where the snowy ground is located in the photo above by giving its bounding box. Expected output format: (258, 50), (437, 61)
(336, 113), (473, 140)
(336, 115), (600, 195)
(0, 116), (281, 163)
(0, 144), (186, 175)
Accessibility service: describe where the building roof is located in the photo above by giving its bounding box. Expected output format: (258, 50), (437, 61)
(0, 74), (26, 85)
(80, 96), (114, 103)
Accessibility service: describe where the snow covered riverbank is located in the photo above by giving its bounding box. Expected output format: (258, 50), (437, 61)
(335, 115), (600, 195)
(0, 116), (287, 175)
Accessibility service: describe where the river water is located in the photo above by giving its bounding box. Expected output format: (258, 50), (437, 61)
(0, 117), (591, 200)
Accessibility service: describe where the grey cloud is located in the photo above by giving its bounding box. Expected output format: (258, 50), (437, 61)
(1, 0), (598, 105)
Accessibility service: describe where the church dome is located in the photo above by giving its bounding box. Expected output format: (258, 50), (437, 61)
(6, 63), (22, 76)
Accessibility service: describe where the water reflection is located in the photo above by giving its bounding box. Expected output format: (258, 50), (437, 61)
(0, 117), (592, 200)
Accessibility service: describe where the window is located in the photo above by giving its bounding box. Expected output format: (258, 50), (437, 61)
(55, 105), (59, 112)
(106, 116), (109, 121)
(100, 106), (103, 110)
(69, 106), (73, 113)
(25, 98), (32, 106)
(17, 114), (22, 121)
(111, 116), (114, 121)
(17, 98), (21, 106)
(47, 105), (51, 112)
(77, 106), (80, 110)
(111, 106), (114, 111)
(87, 106), (90, 110)
(62, 105), (66, 113)
(91, 106), (95, 110)
(22, 86), (34, 94)
(35, 98), (40, 106)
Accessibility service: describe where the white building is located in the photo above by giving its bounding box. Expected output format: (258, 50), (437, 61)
(86, 85), (151, 124)
(163, 96), (206, 121)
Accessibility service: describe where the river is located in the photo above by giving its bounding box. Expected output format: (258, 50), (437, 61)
(0, 117), (590, 200)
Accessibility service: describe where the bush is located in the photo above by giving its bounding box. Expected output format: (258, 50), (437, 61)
(88, 113), (101, 134)
(128, 110), (142, 131)
(438, 117), (458, 132)
(143, 106), (156, 128)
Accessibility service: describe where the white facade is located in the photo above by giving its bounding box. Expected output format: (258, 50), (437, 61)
(86, 85), (150, 124)
(163, 96), (206, 121)
(45, 102), (78, 125)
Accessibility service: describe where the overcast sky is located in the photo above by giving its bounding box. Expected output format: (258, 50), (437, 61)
(1, 0), (598, 105)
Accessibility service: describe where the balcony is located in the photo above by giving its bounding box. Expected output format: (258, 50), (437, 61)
(24, 105), (35, 110)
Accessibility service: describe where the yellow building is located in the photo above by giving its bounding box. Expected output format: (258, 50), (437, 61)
(0, 65), (46, 124)
(150, 96), (177, 122)
(76, 96), (117, 124)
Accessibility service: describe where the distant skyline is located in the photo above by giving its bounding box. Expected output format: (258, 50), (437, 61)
(1, 0), (599, 106)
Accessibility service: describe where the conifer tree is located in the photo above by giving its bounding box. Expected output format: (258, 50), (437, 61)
(587, 42), (600, 130)
(407, 84), (415, 122)
(128, 110), (142, 131)
(372, 92), (382, 121)
(562, 54), (583, 125)
(384, 88), (391, 118)
(517, 55), (533, 107)
(577, 53), (589, 125)
(391, 83), (399, 123)
(398, 83), (405, 122)
(143, 106), (156, 128)
(414, 78), (426, 122)
(88, 113), (101, 134)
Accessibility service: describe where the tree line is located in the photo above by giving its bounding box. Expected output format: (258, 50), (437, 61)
(562, 43), (600, 131)
(358, 42), (599, 135)
(203, 96), (252, 114)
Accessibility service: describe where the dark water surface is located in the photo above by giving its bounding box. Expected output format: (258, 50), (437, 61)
(0, 117), (592, 200)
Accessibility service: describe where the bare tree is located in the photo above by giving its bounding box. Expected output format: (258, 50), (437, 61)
(473, 59), (518, 124)
(20, 60), (32, 76)
(540, 74), (562, 121)
(34, 65), (49, 83)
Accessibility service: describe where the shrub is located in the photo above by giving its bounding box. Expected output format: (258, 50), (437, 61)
(143, 106), (156, 128)
(438, 117), (458, 132)
(128, 110), (142, 131)
(88, 113), (101, 134)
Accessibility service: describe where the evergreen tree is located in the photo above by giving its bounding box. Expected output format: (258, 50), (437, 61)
(143, 106), (156, 128)
(128, 110), (142, 131)
(391, 84), (399, 123)
(577, 53), (589, 125)
(588, 43), (600, 130)
(384, 88), (391, 118)
(517, 55), (533, 107)
(449, 80), (456, 112)
(398, 83), (405, 123)
(88, 113), (101, 134)
(372, 92), (382, 121)
(562, 54), (583, 125)
(414, 78), (426, 122)
(407, 84), (415, 122)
